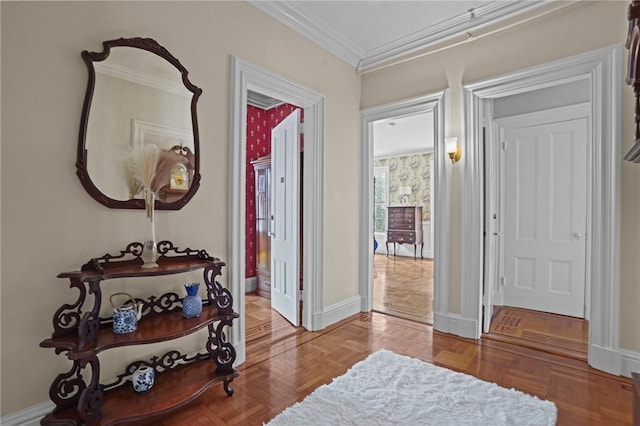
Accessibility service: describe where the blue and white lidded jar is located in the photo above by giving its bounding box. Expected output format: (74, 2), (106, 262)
(182, 283), (203, 318)
(132, 366), (155, 393)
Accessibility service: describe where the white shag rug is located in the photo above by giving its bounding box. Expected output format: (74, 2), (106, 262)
(266, 350), (557, 426)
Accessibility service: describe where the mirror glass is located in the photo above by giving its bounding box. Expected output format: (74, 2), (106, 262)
(77, 37), (201, 209)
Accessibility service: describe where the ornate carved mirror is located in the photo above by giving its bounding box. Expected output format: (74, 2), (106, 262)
(77, 37), (202, 209)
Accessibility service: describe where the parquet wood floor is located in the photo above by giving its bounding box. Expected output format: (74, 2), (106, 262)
(138, 296), (633, 426)
(373, 252), (588, 361)
(373, 253), (433, 324)
(487, 306), (589, 361)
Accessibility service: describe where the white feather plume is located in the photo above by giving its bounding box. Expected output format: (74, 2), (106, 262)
(125, 144), (160, 193)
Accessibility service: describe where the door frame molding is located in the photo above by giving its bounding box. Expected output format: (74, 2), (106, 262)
(462, 44), (622, 374)
(360, 92), (447, 318)
(230, 57), (325, 366)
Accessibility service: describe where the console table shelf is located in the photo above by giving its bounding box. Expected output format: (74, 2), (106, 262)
(40, 241), (239, 426)
(41, 304), (238, 359)
(43, 359), (239, 426)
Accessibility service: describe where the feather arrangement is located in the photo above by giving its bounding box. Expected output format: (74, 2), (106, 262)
(125, 144), (160, 218)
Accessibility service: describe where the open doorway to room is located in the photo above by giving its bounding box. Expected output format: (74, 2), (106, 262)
(463, 46), (622, 372)
(371, 112), (435, 324)
(244, 90), (302, 352)
(482, 82), (592, 360)
(360, 92), (446, 332)
(230, 56), (326, 366)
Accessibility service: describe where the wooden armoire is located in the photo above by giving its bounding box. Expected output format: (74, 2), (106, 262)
(251, 153), (303, 301)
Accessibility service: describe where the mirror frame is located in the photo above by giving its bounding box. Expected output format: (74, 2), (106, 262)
(77, 37), (202, 210)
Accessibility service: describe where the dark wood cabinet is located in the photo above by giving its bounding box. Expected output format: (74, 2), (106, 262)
(40, 242), (239, 425)
(251, 155), (272, 299)
(386, 206), (423, 259)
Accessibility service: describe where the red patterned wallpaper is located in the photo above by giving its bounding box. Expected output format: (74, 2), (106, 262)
(245, 103), (301, 279)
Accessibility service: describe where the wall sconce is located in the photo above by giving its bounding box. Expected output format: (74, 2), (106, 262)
(399, 186), (412, 205)
(445, 137), (462, 164)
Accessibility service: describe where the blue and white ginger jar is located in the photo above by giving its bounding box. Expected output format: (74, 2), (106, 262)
(132, 366), (155, 393)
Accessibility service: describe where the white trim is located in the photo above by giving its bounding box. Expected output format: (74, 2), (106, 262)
(320, 296), (363, 329)
(229, 57), (326, 368)
(130, 119), (193, 150)
(463, 45), (622, 374)
(1, 400), (54, 426)
(247, 0), (570, 73)
(247, 0), (363, 67)
(433, 312), (479, 339)
(95, 61), (191, 97)
(245, 276), (257, 293)
(589, 345), (623, 376)
(360, 92), (446, 322)
(621, 349), (640, 377)
(358, 0), (558, 72)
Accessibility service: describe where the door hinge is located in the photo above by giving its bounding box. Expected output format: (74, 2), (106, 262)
(502, 141), (507, 150)
(298, 289), (303, 301)
(500, 276), (505, 287)
(298, 122), (304, 135)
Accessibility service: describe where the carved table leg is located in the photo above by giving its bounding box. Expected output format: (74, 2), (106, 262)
(207, 319), (236, 373)
(223, 378), (234, 396)
(43, 355), (102, 425)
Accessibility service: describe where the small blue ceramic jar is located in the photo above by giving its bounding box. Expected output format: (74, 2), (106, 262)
(132, 366), (155, 393)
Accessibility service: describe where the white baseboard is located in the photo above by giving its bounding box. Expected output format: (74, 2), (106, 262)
(433, 312), (640, 377)
(321, 295), (362, 329)
(245, 277), (257, 293)
(621, 348), (640, 377)
(1, 400), (53, 426)
(433, 312), (479, 339)
(590, 344), (623, 376)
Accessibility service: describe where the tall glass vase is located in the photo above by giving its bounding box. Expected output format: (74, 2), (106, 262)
(141, 189), (159, 268)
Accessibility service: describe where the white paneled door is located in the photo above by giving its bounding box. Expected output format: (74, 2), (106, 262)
(502, 115), (588, 318)
(270, 110), (301, 326)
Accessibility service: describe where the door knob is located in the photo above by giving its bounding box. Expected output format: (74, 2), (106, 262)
(573, 233), (583, 240)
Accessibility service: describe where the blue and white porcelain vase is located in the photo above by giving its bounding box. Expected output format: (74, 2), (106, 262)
(132, 366), (155, 393)
(182, 283), (202, 318)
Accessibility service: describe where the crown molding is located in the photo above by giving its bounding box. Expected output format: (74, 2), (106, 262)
(248, 0), (363, 67)
(248, 0), (579, 73)
(358, 0), (558, 71)
(94, 61), (191, 97)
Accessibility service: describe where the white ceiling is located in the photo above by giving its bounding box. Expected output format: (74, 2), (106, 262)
(247, 0), (570, 158)
(373, 112), (434, 158)
(248, 0), (560, 71)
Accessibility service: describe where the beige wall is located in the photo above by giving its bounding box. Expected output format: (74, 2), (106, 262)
(0, 1), (360, 415)
(362, 1), (640, 351)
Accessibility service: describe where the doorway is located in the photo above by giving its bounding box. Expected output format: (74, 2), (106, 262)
(230, 57), (325, 366)
(360, 92), (448, 321)
(484, 101), (592, 360)
(463, 45), (621, 374)
(371, 112), (435, 324)
(245, 93), (302, 333)
(495, 103), (590, 318)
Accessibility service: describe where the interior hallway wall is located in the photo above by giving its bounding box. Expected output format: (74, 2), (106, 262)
(361, 1), (639, 352)
(1, 1), (360, 415)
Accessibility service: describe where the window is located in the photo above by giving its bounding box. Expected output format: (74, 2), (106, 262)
(373, 166), (389, 233)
